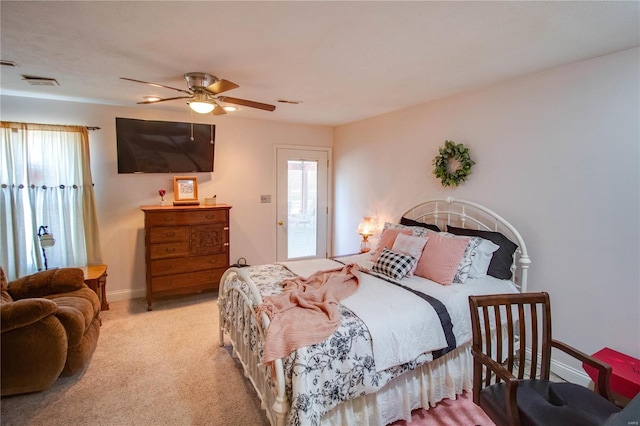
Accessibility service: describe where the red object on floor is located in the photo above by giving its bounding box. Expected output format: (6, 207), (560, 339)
(584, 347), (640, 400)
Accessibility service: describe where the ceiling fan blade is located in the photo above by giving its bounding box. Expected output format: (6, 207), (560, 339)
(137, 96), (193, 105)
(218, 96), (276, 111)
(211, 100), (227, 115)
(121, 77), (192, 95)
(205, 79), (240, 95)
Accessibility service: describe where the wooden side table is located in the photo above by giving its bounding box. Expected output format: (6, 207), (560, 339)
(80, 264), (109, 310)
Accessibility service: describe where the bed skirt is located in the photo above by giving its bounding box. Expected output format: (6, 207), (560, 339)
(320, 342), (473, 425)
(226, 306), (472, 426)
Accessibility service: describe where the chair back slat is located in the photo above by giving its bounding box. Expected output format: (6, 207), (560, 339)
(529, 302), (539, 379)
(517, 303), (526, 379)
(506, 304), (514, 373)
(482, 306), (493, 387)
(493, 305), (503, 371)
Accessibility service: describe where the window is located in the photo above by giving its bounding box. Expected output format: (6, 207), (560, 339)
(0, 122), (102, 280)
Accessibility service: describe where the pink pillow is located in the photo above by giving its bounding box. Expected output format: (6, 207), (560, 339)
(391, 233), (429, 275)
(372, 229), (412, 261)
(414, 232), (470, 285)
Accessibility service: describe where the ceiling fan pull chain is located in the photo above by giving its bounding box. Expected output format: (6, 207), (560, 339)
(190, 109), (195, 141)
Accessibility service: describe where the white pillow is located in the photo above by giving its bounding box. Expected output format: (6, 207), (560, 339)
(468, 238), (500, 278)
(391, 233), (428, 276)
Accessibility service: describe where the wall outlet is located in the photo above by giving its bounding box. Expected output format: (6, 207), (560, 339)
(260, 194), (271, 203)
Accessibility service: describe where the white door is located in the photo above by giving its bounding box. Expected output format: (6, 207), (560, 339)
(276, 147), (330, 261)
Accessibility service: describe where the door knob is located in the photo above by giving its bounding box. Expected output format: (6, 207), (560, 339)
(278, 221), (284, 226)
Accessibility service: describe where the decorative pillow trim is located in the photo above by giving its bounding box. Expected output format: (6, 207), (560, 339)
(452, 236), (481, 284)
(381, 222), (429, 238)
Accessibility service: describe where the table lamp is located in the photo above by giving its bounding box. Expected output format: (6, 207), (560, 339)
(38, 225), (56, 270)
(357, 217), (375, 253)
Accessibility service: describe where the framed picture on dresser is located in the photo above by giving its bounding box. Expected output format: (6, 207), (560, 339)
(173, 176), (198, 205)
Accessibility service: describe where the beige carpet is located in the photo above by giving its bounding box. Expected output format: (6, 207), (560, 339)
(1, 292), (269, 426)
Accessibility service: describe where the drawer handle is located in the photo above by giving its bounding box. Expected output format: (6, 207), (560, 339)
(165, 231), (175, 237)
(223, 227), (229, 231)
(206, 214), (214, 219)
(224, 243), (230, 247)
(166, 248), (176, 253)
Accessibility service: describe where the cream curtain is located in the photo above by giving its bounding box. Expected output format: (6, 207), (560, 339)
(0, 122), (102, 280)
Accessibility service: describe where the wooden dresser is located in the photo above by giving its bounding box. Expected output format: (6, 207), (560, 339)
(141, 204), (231, 311)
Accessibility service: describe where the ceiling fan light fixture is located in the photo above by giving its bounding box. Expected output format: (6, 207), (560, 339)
(122, 73), (275, 114)
(188, 100), (215, 114)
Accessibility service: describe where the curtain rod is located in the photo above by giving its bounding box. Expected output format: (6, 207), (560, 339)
(2, 122), (101, 130)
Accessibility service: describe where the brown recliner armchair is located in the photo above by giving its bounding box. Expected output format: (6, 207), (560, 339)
(1, 267), (101, 396)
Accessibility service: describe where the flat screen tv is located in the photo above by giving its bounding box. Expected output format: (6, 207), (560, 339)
(116, 117), (215, 173)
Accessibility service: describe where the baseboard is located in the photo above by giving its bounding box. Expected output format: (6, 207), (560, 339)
(105, 288), (146, 302)
(551, 358), (592, 387)
(525, 349), (592, 387)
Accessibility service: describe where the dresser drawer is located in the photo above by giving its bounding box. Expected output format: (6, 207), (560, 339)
(149, 226), (190, 243)
(147, 209), (228, 227)
(149, 242), (190, 260)
(151, 269), (223, 292)
(150, 254), (227, 277)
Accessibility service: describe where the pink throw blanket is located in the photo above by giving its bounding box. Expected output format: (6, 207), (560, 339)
(255, 263), (360, 364)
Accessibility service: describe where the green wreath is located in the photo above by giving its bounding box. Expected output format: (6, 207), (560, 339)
(433, 140), (475, 187)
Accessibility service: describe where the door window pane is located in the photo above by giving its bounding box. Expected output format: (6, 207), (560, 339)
(287, 160), (317, 258)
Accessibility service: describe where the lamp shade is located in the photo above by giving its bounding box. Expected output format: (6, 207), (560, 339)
(37, 225), (56, 248)
(188, 101), (215, 114)
(40, 233), (56, 248)
(357, 217), (375, 237)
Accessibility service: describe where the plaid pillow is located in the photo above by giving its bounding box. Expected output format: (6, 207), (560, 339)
(372, 248), (417, 281)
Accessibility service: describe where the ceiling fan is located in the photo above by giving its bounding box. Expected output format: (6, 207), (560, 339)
(120, 72), (276, 115)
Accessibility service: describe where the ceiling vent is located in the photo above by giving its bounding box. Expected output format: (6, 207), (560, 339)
(276, 99), (302, 105)
(22, 75), (59, 86)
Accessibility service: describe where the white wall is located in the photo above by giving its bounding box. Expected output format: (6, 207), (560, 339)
(333, 48), (640, 364)
(0, 97), (332, 300)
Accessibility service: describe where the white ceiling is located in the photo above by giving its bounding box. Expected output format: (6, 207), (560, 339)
(1, 1), (638, 127)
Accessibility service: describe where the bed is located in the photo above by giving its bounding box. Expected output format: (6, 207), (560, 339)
(218, 197), (531, 426)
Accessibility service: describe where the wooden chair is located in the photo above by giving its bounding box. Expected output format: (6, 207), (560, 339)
(468, 292), (621, 426)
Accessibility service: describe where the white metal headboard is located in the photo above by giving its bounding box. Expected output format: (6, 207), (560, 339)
(401, 197), (530, 292)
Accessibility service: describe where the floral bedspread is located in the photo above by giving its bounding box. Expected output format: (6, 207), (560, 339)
(220, 264), (437, 426)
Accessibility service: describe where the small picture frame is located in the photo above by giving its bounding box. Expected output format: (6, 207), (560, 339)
(173, 176), (199, 204)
